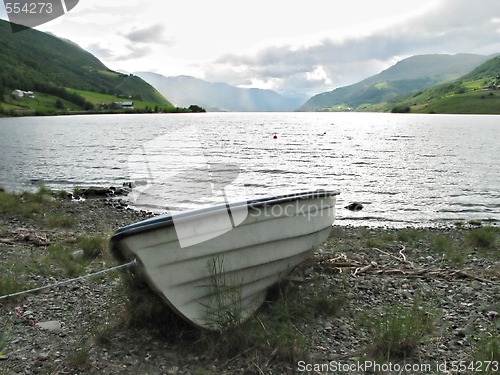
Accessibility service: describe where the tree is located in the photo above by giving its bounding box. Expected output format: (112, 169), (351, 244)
(55, 99), (64, 109)
(188, 104), (206, 113)
(391, 105), (411, 113)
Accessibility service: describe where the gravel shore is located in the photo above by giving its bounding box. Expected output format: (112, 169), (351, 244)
(0, 194), (498, 375)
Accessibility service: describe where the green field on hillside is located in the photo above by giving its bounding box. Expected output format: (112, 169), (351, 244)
(411, 89), (500, 114)
(0, 89), (173, 116)
(69, 89), (171, 111)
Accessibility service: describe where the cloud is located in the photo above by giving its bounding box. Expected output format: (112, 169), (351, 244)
(113, 44), (153, 62)
(122, 24), (174, 45)
(205, 0), (500, 96)
(82, 23), (175, 68)
(86, 42), (115, 60)
(6, 0), (499, 97)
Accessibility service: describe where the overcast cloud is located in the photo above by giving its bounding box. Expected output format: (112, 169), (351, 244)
(205, 0), (500, 95)
(1, 0), (499, 97)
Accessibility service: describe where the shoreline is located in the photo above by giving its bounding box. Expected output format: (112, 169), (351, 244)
(0, 190), (498, 374)
(1, 182), (498, 230)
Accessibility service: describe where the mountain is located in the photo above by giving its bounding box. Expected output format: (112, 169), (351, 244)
(0, 19), (173, 115)
(460, 55), (500, 81)
(299, 54), (491, 112)
(389, 55), (500, 114)
(135, 72), (308, 112)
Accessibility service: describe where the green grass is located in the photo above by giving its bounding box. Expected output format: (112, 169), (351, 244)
(365, 237), (388, 249)
(46, 213), (76, 228)
(69, 88), (169, 111)
(471, 313), (500, 375)
(0, 102), (25, 111)
(430, 234), (466, 264)
(375, 81), (390, 89)
(0, 236), (110, 301)
(120, 269), (344, 368)
(45, 236), (108, 277)
(47, 243), (85, 277)
(425, 227), (498, 264)
(1, 92), (84, 114)
(78, 236), (108, 259)
(0, 187), (58, 218)
(4, 88), (171, 114)
(396, 228), (424, 244)
(205, 257), (245, 330)
(411, 90), (500, 114)
(97, 69), (121, 78)
(0, 326), (10, 355)
(0, 188), (76, 228)
(0, 189), (112, 303)
(194, 282), (315, 363)
(362, 300), (435, 361)
(310, 293), (345, 316)
(465, 227), (498, 251)
(65, 347), (90, 368)
(0, 273), (35, 299)
(473, 335), (500, 364)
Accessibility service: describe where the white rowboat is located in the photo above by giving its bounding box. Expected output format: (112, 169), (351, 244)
(110, 189), (339, 329)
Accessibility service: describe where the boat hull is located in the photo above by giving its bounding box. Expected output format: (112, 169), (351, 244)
(110, 190), (339, 329)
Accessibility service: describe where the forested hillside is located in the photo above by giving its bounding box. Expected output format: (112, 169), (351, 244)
(390, 55), (500, 114)
(0, 19), (173, 115)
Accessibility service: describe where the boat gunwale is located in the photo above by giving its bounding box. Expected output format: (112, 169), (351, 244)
(111, 189), (339, 242)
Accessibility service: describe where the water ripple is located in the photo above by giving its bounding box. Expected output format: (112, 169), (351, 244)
(0, 112), (498, 227)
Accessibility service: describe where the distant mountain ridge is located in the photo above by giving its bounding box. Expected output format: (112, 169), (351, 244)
(135, 72), (308, 112)
(300, 54), (492, 111)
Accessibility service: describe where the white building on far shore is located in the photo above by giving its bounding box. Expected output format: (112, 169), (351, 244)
(12, 89), (35, 98)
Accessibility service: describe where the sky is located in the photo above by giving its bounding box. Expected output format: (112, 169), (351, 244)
(1, 0), (500, 97)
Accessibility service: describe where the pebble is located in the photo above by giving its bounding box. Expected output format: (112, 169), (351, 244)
(35, 321), (62, 332)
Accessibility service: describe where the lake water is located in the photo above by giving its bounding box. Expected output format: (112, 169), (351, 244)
(0, 112), (498, 227)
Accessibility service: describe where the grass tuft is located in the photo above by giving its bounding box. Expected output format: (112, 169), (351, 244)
(310, 294), (345, 316)
(465, 227), (498, 250)
(194, 282), (313, 363)
(0, 274), (34, 300)
(472, 334), (500, 374)
(46, 213), (76, 228)
(363, 301), (435, 361)
(0, 326), (10, 354)
(430, 234), (465, 264)
(47, 243), (84, 277)
(66, 347), (90, 368)
(205, 256), (245, 330)
(78, 236), (108, 259)
(396, 228), (424, 243)
(0, 187), (59, 219)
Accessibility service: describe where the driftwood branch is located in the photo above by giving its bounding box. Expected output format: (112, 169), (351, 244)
(353, 261), (378, 276)
(319, 253), (497, 284)
(372, 246), (414, 268)
(1, 229), (51, 246)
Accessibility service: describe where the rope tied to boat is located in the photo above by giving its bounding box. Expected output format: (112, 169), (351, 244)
(0, 259), (137, 301)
